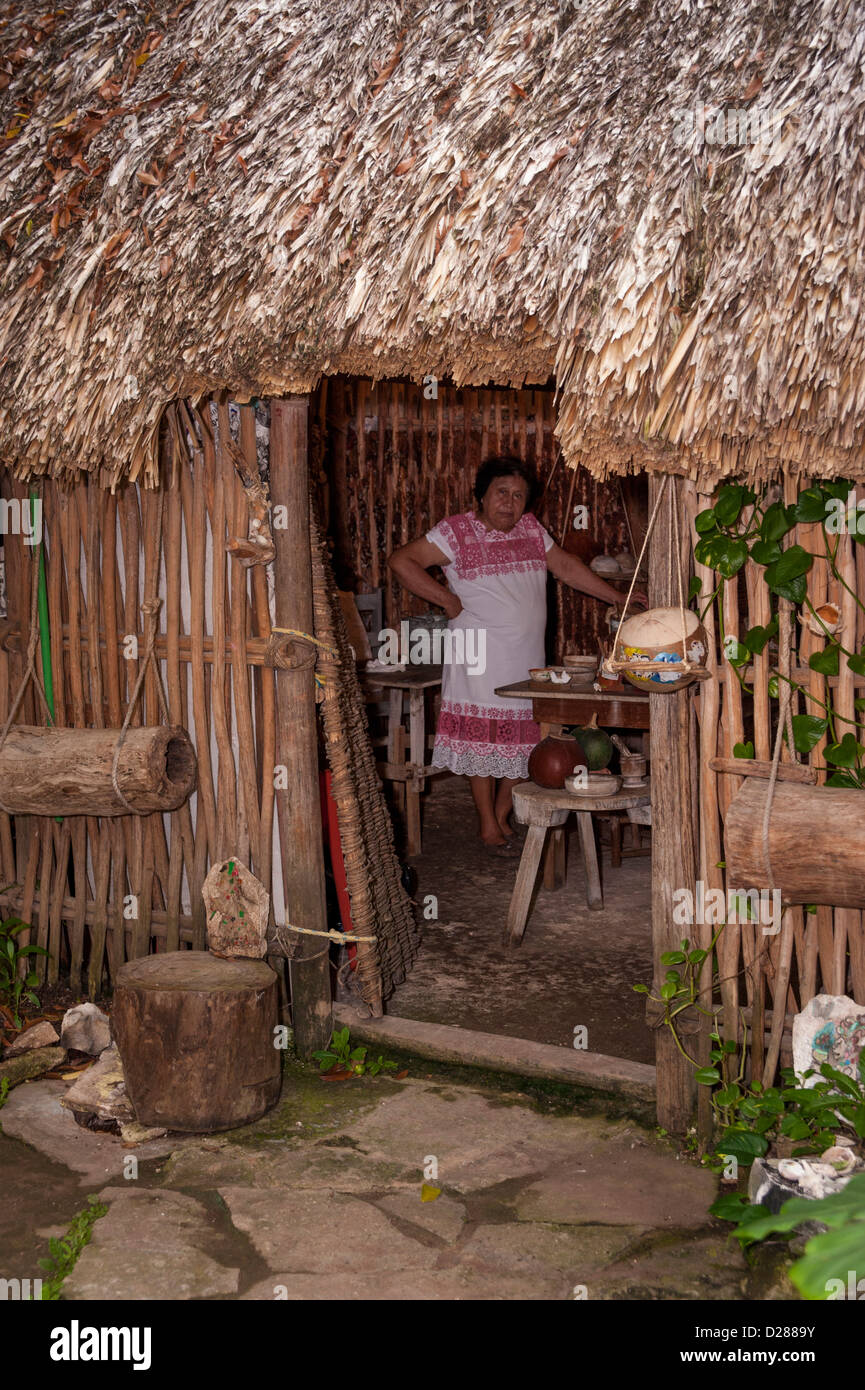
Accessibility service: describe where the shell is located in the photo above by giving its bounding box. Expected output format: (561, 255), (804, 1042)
(800, 601), (843, 637)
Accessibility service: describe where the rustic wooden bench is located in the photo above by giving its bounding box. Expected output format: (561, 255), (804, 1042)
(503, 782), (651, 947)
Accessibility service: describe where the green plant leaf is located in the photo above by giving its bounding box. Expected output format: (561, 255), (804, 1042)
(824, 732), (865, 767)
(688, 576), (702, 599)
(847, 653), (865, 677)
(787, 714), (828, 754)
(695, 1067), (721, 1085)
(660, 950), (687, 965)
(793, 487), (828, 524)
(715, 1084), (741, 1107)
(809, 644), (840, 676)
(822, 480), (854, 501)
(714, 484), (745, 526)
(733, 740), (755, 759)
(715, 1127), (768, 1164)
(743, 623), (773, 654)
(791, 1222), (865, 1300)
(749, 539), (781, 566)
(764, 544), (812, 590)
(659, 981), (677, 1001)
(761, 502), (793, 543)
(825, 769), (865, 788)
(702, 534), (749, 579)
(768, 675), (779, 698)
(695, 508), (718, 535)
(710, 1192), (760, 1224)
(771, 573), (809, 603)
(724, 637), (749, 667)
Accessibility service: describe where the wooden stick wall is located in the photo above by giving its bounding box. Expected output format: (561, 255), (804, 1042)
(318, 378), (643, 662)
(686, 479), (865, 1084)
(0, 401), (278, 997)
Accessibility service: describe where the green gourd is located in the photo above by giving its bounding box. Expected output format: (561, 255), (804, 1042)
(571, 713), (613, 771)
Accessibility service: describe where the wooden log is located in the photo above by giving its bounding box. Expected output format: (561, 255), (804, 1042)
(112, 951), (281, 1132)
(726, 780), (865, 907)
(708, 757), (817, 784)
(0, 726), (196, 816)
(270, 396), (332, 1058)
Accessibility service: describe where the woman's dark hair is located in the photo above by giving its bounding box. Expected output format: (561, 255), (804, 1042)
(473, 455), (540, 508)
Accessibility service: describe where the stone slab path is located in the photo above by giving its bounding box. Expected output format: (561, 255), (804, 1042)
(3, 1063), (753, 1301)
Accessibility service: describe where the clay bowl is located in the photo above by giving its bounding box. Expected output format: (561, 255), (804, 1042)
(565, 771), (623, 796)
(616, 606), (708, 692)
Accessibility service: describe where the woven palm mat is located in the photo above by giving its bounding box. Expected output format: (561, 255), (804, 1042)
(310, 510), (421, 1012)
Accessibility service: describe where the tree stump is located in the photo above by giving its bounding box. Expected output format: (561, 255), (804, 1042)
(112, 952), (281, 1132)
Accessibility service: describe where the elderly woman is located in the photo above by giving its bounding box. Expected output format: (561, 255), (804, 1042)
(388, 456), (646, 851)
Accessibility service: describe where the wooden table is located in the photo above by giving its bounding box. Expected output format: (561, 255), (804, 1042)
(503, 782), (651, 947)
(360, 666), (443, 856)
(494, 680), (651, 731)
(495, 680), (651, 888)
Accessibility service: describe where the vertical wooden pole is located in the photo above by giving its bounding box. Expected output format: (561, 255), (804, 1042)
(270, 396), (332, 1057)
(649, 473), (698, 1132)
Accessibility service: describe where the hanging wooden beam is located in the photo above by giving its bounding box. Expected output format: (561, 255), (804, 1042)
(269, 396), (332, 1058)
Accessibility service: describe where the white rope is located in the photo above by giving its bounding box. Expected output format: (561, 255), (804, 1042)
(609, 472), (695, 674)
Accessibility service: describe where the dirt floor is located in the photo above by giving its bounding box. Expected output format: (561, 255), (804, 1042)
(388, 775), (654, 1065)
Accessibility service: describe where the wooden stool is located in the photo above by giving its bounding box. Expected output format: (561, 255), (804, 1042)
(503, 782), (651, 947)
(113, 952), (281, 1132)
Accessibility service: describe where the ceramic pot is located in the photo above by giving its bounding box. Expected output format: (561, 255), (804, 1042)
(616, 606), (708, 692)
(528, 732), (586, 789)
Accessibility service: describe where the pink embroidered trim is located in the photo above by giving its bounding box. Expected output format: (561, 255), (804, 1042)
(437, 512), (547, 582)
(436, 701), (540, 750)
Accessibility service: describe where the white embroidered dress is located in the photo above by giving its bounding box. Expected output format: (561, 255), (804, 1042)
(426, 510), (554, 779)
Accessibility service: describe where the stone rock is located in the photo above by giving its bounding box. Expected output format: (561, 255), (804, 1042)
(0, 1080), (180, 1185)
(60, 1044), (134, 1126)
(119, 1120), (168, 1145)
(64, 1188), (240, 1300)
(375, 1191), (467, 1244)
(792, 992), (865, 1087)
(0, 1044), (65, 1087)
(3, 1020), (59, 1058)
(220, 1188), (439, 1274)
(749, 1153), (864, 1212)
(203, 857), (268, 959)
(60, 1002), (111, 1055)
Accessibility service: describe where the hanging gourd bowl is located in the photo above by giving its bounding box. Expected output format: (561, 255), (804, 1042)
(613, 606), (709, 692)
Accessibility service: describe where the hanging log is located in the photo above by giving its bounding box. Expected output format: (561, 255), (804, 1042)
(726, 780), (865, 907)
(0, 726), (196, 816)
(113, 951), (280, 1132)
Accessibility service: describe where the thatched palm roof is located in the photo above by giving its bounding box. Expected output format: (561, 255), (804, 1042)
(1, 0), (863, 487)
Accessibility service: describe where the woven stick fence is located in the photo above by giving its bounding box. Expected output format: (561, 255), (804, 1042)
(685, 478), (865, 1084)
(0, 395), (415, 1006)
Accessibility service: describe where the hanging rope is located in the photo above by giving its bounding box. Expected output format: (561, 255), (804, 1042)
(609, 472), (695, 675)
